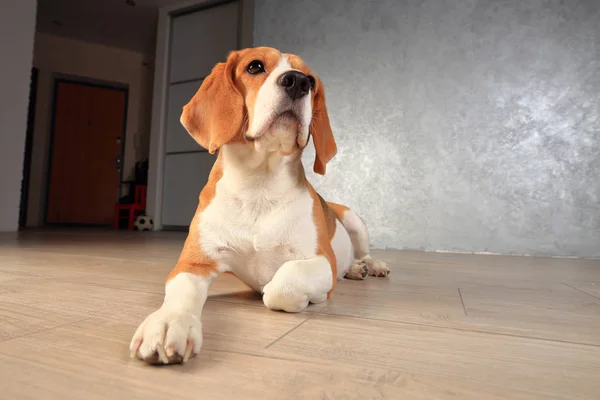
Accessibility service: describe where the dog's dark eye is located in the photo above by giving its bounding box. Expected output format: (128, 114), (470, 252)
(307, 75), (316, 89)
(247, 60), (265, 74)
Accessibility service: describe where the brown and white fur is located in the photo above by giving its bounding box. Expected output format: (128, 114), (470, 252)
(129, 47), (389, 365)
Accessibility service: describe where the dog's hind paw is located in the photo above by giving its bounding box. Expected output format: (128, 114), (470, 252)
(363, 256), (390, 277)
(344, 260), (369, 280)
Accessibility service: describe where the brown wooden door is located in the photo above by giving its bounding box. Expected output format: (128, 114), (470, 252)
(46, 81), (126, 225)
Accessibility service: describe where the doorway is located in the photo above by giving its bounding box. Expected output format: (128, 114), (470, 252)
(45, 79), (128, 226)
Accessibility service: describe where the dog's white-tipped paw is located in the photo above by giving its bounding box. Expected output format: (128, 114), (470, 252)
(345, 260), (369, 280)
(262, 280), (310, 313)
(363, 256), (390, 277)
(129, 309), (202, 365)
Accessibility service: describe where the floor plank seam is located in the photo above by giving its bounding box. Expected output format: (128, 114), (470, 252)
(66, 282), (164, 296)
(207, 298), (328, 315)
(264, 313), (316, 349)
(207, 299), (264, 308)
(315, 303), (331, 314)
(205, 348), (313, 364)
(24, 249), (164, 264)
(562, 282), (600, 301)
(319, 313), (600, 348)
(457, 288), (468, 316)
(0, 317), (94, 344)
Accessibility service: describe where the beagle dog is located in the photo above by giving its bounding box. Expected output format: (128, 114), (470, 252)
(130, 47), (390, 365)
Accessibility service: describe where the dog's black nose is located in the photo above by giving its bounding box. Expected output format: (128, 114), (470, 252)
(277, 71), (310, 101)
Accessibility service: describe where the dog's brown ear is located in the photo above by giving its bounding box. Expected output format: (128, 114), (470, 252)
(310, 76), (337, 175)
(180, 51), (244, 153)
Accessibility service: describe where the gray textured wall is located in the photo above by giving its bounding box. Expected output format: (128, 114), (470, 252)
(254, 0), (600, 258)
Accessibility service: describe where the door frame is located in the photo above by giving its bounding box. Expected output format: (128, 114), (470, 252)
(43, 77), (129, 226)
(19, 67), (39, 229)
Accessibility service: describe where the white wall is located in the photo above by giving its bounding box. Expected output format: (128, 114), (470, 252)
(0, 0), (37, 232)
(27, 33), (155, 226)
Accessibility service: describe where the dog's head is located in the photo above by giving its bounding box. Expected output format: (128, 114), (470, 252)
(180, 47), (336, 175)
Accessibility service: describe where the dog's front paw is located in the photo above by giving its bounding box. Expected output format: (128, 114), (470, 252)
(363, 256), (390, 277)
(262, 258), (332, 313)
(129, 308), (202, 365)
(262, 280), (310, 313)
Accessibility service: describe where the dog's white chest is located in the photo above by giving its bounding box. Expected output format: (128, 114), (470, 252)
(198, 187), (318, 291)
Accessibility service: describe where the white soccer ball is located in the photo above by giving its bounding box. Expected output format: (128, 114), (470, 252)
(134, 215), (154, 231)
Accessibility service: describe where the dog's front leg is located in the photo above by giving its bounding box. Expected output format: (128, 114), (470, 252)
(129, 207), (222, 365)
(129, 265), (221, 364)
(262, 256), (333, 313)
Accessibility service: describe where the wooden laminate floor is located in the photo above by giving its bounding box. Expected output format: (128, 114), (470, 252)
(0, 229), (599, 399)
